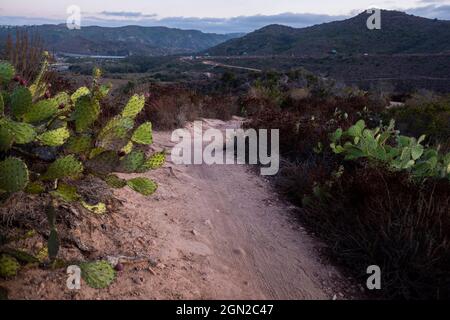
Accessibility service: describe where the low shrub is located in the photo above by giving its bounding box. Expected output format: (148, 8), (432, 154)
(302, 164), (450, 299)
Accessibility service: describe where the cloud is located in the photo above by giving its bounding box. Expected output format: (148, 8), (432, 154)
(78, 12), (348, 33)
(1, 5), (449, 34)
(100, 11), (157, 18)
(405, 4), (450, 19)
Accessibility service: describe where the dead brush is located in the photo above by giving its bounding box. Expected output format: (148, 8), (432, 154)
(302, 164), (450, 299)
(4, 28), (46, 83)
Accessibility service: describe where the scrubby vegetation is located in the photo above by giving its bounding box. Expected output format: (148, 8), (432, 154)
(243, 71), (450, 299)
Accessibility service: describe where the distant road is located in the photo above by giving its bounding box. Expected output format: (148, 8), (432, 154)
(201, 60), (262, 72)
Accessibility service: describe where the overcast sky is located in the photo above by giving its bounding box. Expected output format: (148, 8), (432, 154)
(1, 0), (450, 33)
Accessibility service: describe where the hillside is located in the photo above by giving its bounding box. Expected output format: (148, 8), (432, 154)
(206, 10), (450, 56)
(0, 25), (242, 56)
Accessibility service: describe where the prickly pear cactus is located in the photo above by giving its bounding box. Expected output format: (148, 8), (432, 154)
(41, 155), (84, 180)
(80, 261), (116, 289)
(0, 56), (162, 270)
(73, 95), (100, 133)
(37, 127), (70, 147)
(11, 86), (33, 119)
(121, 94), (145, 118)
(105, 174), (127, 189)
(142, 151), (166, 170)
(120, 150), (145, 173)
(0, 61), (15, 85)
(0, 157), (29, 193)
(0, 255), (20, 278)
(132, 122), (153, 145)
(127, 177), (158, 196)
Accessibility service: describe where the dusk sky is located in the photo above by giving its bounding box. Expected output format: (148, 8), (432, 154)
(1, 0), (450, 33)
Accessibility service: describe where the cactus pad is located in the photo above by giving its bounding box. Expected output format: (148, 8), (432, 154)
(86, 151), (119, 174)
(121, 141), (133, 155)
(142, 151), (166, 170)
(0, 126), (14, 151)
(0, 118), (36, 145)
(0, 157), (29, 193)
(50, 183), (80, 202)
(0, 248), (39, 264)
(38, 127), (70, 147)
(120, 150), (145, 173)
(81, 201), (107, 215)
(121, 94), (145, 118)
(0, 62), (15, 85)
(127, 177), (158, 196)
(42, 155), (83, 180)
(131, 122), (153, 145)
(65, 135), (92, 155)
(104, 174), (127, 189)
(23, 99), (58, 123)
(0, 255), (20, 278)
(97, 116), (134, 150)
(73, 95), (100, 133)
(71, 87), (90, 103)
(25, 181), (45, 194)
(80, 261), (116, 289)
(11, 87), (33, 119)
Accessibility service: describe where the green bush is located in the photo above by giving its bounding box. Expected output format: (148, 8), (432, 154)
(385, 96), (450, 144)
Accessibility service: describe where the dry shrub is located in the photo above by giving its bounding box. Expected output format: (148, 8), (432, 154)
(4, 29), (46, 82)
(302, 164), (450, 299)
(145, 92), (199, 130)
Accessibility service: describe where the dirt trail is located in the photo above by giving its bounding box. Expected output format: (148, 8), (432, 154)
(111, 118), (349, 299)
(3, 118), (352, 300)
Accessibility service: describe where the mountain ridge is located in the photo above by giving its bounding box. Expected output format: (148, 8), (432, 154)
(206, 10), (450, 56)
(0, 24), (243, 56)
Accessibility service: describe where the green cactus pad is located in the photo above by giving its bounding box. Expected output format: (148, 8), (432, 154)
(81, 201), (107, 215)
(48, 229), (59, 262)
(0, 62), (15, 85)
(25, 181), (45, 194)
(53, 92), (70, 109)
(121, 94), (145, 118)
(88, 147), (105, 159)
(127, 177), (158, 196)
(120, 150), (145, 173)
(0, 255), (20, 278)
(86, 151), (119, 174)
(121, 141), (133, 155)
(23, 99), (58, 123)
(141, 151), (166, 171)
(11, 86), (33, 119)
(97, 116), (134, 150)
(38, 127), (70, 147)
(0, 157), (29, 193)
(73, 95), (100, 133)
(80, 261), (116, 289)
(104, 174), (127, 189)
(42, 155), (83, 180)
(0, 248), (39, 264)
(131, 122), (153, 145)
(0, 118), (36, 145)
(65, 135), (92, 155)
(71, 87), (90, 103)
(0, 126), (14, 151)
(50, 183), (80, 202)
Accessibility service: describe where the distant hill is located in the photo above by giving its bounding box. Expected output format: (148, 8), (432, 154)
(206, 10), (450, 56)
(0, 25), (243, 56)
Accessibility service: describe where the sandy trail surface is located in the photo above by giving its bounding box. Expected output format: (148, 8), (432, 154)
(3, 118), (352, 300)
